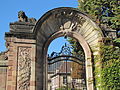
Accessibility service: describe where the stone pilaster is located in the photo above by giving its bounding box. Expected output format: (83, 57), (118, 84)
(5, 20), (36, 90)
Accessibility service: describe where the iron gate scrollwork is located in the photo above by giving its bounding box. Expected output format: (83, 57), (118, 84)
(47, 43), (87, 90)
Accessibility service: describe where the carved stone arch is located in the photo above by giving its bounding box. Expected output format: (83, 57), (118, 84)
(34, 7), (104, 90)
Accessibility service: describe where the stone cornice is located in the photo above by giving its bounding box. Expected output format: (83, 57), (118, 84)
(10, 22), (35, 33)
(5, 32), (35, 39)
(5, 21), (36, 39)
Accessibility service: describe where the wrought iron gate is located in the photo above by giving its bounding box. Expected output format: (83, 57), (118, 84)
(48, 43), (87, 90)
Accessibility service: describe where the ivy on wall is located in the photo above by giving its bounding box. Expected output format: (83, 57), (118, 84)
(67, 36), (120, 89)
(101, 38), (120, 89)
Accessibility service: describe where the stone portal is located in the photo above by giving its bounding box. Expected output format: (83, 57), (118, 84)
(2, 7), (113, 90)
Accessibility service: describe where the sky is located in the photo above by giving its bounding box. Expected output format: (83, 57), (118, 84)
(48, 37), (69, 54)
(0, 0), (78, 53)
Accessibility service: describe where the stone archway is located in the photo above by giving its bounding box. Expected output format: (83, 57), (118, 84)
(34, 7), (104, 90)
(5, 7), (104, 90)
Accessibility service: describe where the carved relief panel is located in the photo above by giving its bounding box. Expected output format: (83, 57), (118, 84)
(17, 47), (31, 90)
(53, 9), (86, 37)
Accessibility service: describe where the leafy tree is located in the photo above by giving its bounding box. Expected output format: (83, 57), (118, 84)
(67, 37), (86, 80)
(78, 0), (120, 36)
(67, 37), (85, 59)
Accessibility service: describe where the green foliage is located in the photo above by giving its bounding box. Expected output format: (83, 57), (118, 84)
(101, 45), (120, 89)
(56, 86), (71, 90)
(78, 0), (120, 31)
(113, 38), (120, 47)
(67, 37), (85, 59)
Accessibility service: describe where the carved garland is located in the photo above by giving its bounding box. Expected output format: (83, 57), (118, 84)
(17, 47), (31, 90)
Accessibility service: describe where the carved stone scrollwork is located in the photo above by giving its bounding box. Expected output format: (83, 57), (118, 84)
(54, 9), (86, 33)
(17, 47), (31, 90)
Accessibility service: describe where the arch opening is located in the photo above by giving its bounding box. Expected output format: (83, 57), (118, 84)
(41, 30), (93, 90)
(47, 37), (87, 90)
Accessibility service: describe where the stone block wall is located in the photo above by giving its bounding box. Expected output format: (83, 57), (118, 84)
(0, 67), (7, 90)
(0, 52), (8, 90)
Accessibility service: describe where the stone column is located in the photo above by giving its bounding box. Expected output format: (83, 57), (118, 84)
(5, 21), (36, 90)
